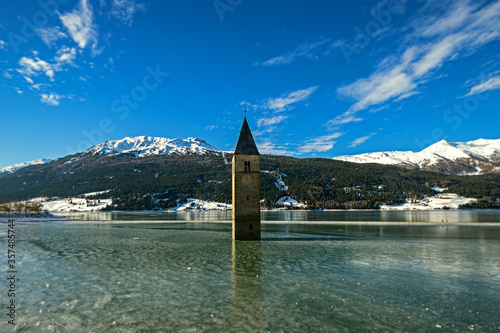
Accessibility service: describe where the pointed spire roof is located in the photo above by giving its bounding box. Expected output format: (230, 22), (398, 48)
(234, 116), (260, 155)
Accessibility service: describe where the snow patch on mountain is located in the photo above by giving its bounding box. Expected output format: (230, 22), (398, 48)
(275, 172), (288, 191)
(262, 170), (289, 191)
(276, 196), (306, 209)
(334, 139), (500, 174)
(0, 158), (52, 175)
(84, 136), (221, 157)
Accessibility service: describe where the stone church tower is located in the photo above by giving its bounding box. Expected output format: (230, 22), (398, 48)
(232, 115), (261, 241)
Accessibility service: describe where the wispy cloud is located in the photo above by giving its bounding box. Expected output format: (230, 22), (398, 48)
(332, 0), (500, 125)
(0, 40), (6, 50)
(254, 86), (318, 136)
(257, 115), (288, 127)
(326, 112), (363, 128)
(265, 86), (318, 111)
(368, 105), (389, 113)
(40, 93), (62, 106)
(29, 83), (46, 91)
(36, 26), (67, 48)
(248, 87), (321, 155)
(466, 75), (500, 96)
(111, 0), (147, 27)
(2, 70), (13, 79)
(348, 133), (376, 148)
(205, 125), (218, 131)
(60, 0), (98, 50)
(297, 132), (344, 154)
(259, 39), (339, 67)
(257, 140), (296, 156)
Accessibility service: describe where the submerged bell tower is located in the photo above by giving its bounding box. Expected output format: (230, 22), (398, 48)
(232, 114), (261, 241)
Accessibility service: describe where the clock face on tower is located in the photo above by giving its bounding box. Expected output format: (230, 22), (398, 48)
(242, 174), (253, 185)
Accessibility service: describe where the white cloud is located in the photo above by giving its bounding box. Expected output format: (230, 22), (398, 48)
(0, 40), (6, 50)
(54, 46), (77, 65)
(205, 125), (218, 131)
(24, 76), (34, 84)
(348, 133), (376, 148)
(411, 34), (463, 77)
(36, 26), (67, 47)
(17, 47), (77, 84)
(257, 140), (295, 156)
(15, 88), (23, 95)
(261, 39), (330, 66)
(466, 75), (500, 96)
(368, 105), (388, 113)
(266, 86), (318, 111)
(334, 0), (500, 121)
(297, 133), (344, 154)
(326, 112), (363, 127)
(18, 57), (56, 79)
(253, 87), (318, 136)
(2, 70), (13, 79)
(30, 83), (44, 91)
(60, 0), (98, 50)
(40, 93), (62, 106)
(418, 1), (476, 38)
(111, 0), (147, 27)
(257, 115), (288, 127)
(260, 39), (343, 66)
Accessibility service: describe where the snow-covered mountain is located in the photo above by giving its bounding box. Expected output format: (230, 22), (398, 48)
(0, 158), (52, 175)
(84, 136), (221, 157)
(334, 139), (500, 175)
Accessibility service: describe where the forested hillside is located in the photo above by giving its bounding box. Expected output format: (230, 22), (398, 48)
(0, 152), (499, 210)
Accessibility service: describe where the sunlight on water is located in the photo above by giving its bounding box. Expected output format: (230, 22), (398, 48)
(2, 219), (500, 332)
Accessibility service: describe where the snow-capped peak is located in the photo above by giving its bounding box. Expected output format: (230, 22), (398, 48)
(334, 138), (500, 175)
(84, 136), (221, 157)
(0, 158), (52, 175)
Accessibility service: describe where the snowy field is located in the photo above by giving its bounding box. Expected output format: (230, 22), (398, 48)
(4, 191), (477, 213)
(176, 199), (232, 211)
(41, 197), (113, 212)
(380, 193), (476, 210)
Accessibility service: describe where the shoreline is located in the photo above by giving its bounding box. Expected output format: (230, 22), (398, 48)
(46, 207), (500, 213)
(2, 218), (500, 226)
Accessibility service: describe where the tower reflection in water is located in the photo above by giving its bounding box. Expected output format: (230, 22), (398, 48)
(227, 240), (262, 331)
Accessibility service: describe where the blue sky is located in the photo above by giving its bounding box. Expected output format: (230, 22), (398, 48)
(1, 0), (500, 167)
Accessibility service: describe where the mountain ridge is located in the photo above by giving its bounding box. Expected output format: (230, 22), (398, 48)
(83, 135), (221, 157)
(0, 158), (52, 176)
(333, 139), (500, 175)
(2, 137), (500, 177)
(0, 142), (499, 210)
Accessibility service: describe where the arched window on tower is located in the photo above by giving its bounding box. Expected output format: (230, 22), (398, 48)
(248, 161), (251, 172)
(244, 161), (248, 172)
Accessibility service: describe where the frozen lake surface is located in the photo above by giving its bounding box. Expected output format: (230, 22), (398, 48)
(2, 211), (500, 332)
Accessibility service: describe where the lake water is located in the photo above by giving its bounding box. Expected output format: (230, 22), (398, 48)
(55, 209), (500, 223)
(2, 210), (500, 332)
